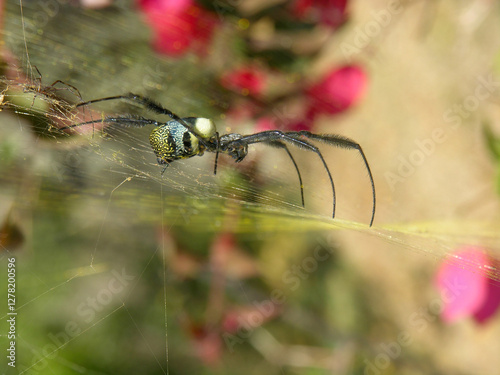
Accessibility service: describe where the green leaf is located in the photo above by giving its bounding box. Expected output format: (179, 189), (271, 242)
(483, 121), (500, 160)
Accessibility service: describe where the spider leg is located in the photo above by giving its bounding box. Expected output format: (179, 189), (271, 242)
(32, 65), (43, 87)
(286, 131), (376, 227)
(28, 66), (83, 103)
(160, 160), (169, 175)
(234, 130), (336, 219)
(74, 93), (208, 144)
(59, 116), (159, 130)
(76, 93), (178, 118)
(26, 66), (43, 109)
(269, 141), (305, 208)
(49, 80), (84, 101)
(213, 131), (220, 175)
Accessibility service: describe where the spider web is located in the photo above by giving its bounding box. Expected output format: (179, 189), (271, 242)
(2, 1), (500, 374)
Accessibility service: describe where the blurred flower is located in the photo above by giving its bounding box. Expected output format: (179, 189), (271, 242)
(435, 247), (500, 324)
(185, 322), (222, 365)
(220, 66), (267, 97)
(287, 118), (315, 132)
(210, 232), (259, 279)
(80, 0), (113, 9)
(255, 116), (277, 132)
(137, 0), (218, 56)
(292, 0), (348, 29)
(253, 115), (309, 133)
(224, 104), (260, 131)
(222, 305), (281, 334)
(305, 64), (367, 117)
(255, 111), (314, 133)
(0, 211), (24, 251)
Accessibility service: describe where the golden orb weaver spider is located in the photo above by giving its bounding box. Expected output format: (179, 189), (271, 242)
(61, 93), (376, 226)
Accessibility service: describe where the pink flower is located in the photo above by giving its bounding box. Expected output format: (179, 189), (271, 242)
(137, 0), (218, 56)
(185, 322), (222, 365)
(255, 116), (314, 133)
(435, 247), (500, 324)
(293, 0), (348, 29)
(222, 305), (281, 334)
(220, 67), (267, 97)
(254, 116), (277, 132)
(305, 64), (367, 117)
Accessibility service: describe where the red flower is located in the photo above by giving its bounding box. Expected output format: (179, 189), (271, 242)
(220, 67), (267, 97)
(435, 247), (500, 324)
(137, 0), (218, 56)
(254, 116), (277, 132)
(293, 0), (348, 29)
(184, 322), (222, 365)
(306, 64), (367, 117)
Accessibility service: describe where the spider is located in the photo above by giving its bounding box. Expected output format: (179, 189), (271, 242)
(61, 93), (376, 226)
(23, 65), (84, 113)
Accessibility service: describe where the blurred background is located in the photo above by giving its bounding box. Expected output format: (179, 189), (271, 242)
(2, 0), (500, 374)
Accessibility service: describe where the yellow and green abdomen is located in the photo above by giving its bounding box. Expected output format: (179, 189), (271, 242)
(149, 121), (200, 163)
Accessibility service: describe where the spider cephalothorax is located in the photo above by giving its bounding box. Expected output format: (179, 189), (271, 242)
(61, 93), (376, 226)
(219, 134), (248, 162)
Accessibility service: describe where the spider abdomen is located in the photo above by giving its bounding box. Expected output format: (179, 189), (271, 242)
(149, 120), (200, 163)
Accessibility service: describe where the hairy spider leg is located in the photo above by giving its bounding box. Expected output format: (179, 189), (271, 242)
(74, 93), (213, 150)
(232, 130), (336, 220)
(60, 116), (170, 173)
(268, 141), (305, 208)
(60, 116), (159, 130)
(285, 131), (376, 227)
